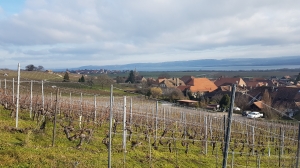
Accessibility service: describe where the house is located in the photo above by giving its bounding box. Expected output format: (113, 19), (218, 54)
(206, 84), (248, 100)
(158, 78), (185, 88)
(214, 77), (247, 87)
(135, 76), (146, 83)
(278, 76), (294, 86)
(245, 80), (275, 88)
(249, 87), (300, 116)
(181, 78), (218, 98)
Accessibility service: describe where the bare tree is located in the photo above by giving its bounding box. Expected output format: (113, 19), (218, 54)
(163, 88), (185, 102)
(234, 93), (249, 111)
(25, 64), (37, 71)
(211, 93), (223, 104)
(261, 89), (277, 119)
(86, 77), (94, 88)
(96, 74), (114, 89)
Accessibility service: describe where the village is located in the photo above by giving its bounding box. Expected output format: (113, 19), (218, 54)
(111, 70), (300, 120)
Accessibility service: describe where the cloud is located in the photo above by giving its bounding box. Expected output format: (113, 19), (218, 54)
(0, 0), (300, 69)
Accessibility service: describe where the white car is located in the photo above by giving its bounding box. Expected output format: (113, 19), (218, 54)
(247, 112), (263, 119)
(233, 107), (241, 111)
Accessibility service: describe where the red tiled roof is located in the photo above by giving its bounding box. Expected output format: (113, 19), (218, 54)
(253, 101), (264, 109)
(187, 78), (218, 93)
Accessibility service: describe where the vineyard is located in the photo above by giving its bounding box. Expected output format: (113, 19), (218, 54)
(0, 71), (300, 168)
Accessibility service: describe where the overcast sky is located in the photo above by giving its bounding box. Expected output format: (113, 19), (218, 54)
(0, 0), (300, 70)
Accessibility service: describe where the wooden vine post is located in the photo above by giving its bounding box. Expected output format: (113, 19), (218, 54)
(15, 63), (20, 128)
(222, 84), (236, 168)
(52, 88), (58, 147)
(108, 85), (113, 168)
(30, 80), (33, 118)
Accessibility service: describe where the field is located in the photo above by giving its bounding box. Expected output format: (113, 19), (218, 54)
(107, 69), (300, 79)
(1, 70), (300, 167)
(1, 92), (300, 167)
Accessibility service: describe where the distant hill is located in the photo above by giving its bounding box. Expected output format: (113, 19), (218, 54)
(57, 56), (300, 71)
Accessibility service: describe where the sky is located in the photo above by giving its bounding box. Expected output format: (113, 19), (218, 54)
(0, 0), (300, 70)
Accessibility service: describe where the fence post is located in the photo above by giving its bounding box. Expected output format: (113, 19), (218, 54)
(155, 101), (158, 141)
(12, 78), (14, 104)
(130, 97), (132, 125)
(52, 88), (58, 147)
(108, 85), (113, 168)
(15, 63), (20, 128)
(69, 92), (72, 118)
(281, 127), (284, 156)
(30, 80), (33, 118)
(222, 84), (236, 168)
(42, 80), (44, 109)
(50, 92), (53, 109)
(279, 127), (282, 167)
(79, 93), (82, 129)
(223, 115), (226, 144)
(123, 96), (127, 151)
(205, 116), (208, 155)
(252, 126), (255, 155)
(123, 96), (127, 167)
(4, 78), (6, 95)
(163, 107), (166, 130)
(58, 92), (61, 115)
(296, 122), (300, 168)
(94, 95), (97, 123)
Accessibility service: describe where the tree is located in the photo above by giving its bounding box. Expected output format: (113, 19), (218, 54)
(78, 75), (85, 82)
(150, 87), (162, 99)
(261, 89), (277, 119)
(25, 64), (37, 71)
(116, 76), (126, 83)
(295, 73), (300, 85)
(87, 77), (94, 88)
(37, 65), (44, 71)
(219, 94), (230, 111)
(234, 93), (249, 111)
(126, 70), (135, 83)
(137, 81), (150, 95)
(96, 74), (114, 89)
(63, 72), (70, 82)
(211, 93), (223, 104)
(168, 88), (185, 102)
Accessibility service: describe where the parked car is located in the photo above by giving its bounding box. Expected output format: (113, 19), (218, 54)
(242, 111), (251, 116)
(247, 112), (263, 119)
(233, 107), (241, 111)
